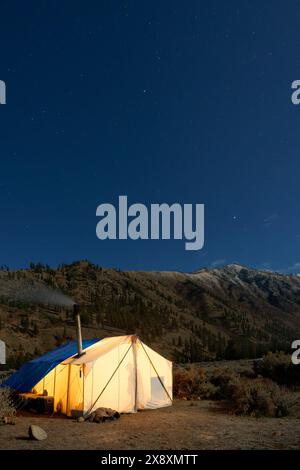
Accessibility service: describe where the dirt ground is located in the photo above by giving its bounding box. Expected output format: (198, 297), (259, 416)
(0, 400), (299, 450)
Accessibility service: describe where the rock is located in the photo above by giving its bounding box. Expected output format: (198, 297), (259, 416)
(77, 417), (85, 423)
(1, 416), (16, 425)
(28, 424), (47, 441)
(87, 407), (120, 423)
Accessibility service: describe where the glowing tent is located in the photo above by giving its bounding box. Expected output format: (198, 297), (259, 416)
(4, 336), (172, 416)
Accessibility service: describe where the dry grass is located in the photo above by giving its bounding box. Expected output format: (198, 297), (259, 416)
(0, 400), (299, 450)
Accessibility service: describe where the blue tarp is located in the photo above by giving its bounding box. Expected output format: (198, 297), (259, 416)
(2, 339), (99, 392)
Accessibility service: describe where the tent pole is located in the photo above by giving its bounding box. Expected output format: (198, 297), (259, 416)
(53, 367), (57, 411)
(82, 364), (85, 417)
(132, 335), (138, 412)
(140, 341), (172, 403)
(84, 342), (133, 417)
(66, 364), (72, 416)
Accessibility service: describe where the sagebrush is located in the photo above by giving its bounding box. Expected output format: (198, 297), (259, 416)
(173, 364), (292, 417)
(0, 388), (15, 420)
(254, 352), (300, 386)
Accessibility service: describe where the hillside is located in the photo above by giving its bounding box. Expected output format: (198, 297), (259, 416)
(0, 261), (300, 365)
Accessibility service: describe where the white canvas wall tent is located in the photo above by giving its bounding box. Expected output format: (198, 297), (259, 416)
(4, 335), (173, 416)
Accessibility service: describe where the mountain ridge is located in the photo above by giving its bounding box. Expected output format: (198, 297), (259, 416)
(0, 261), (300, 365)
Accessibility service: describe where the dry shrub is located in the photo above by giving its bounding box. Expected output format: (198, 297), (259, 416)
(196, 381), (218, 399)
(209, 366), (291, 417)
(174, 363), (292, 418)
(173, 367), (217, 399)
(0, 388), (15, 421)
(232, 378), (290, 417)
(210, 367), (240, 399)
(254, 352), (300, 386)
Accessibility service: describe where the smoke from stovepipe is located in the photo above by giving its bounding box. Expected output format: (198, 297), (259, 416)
(0, 278), (75, 307)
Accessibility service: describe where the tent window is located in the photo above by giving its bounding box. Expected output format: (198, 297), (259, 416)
(151, 376), (165, 402)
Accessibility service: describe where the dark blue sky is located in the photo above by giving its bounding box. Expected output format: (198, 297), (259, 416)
(0, 1), (300, 273)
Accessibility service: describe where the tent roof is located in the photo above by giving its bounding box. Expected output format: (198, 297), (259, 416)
(63, 335), (132, 365)
(2, 338), (99, 392)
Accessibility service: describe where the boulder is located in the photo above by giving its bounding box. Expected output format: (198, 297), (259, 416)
(28, 424), (47, 441)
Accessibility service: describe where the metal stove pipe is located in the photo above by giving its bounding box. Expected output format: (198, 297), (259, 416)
(73, 304), (84, 357)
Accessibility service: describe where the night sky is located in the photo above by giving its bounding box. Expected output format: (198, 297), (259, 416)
(1, 1), (300, 273)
